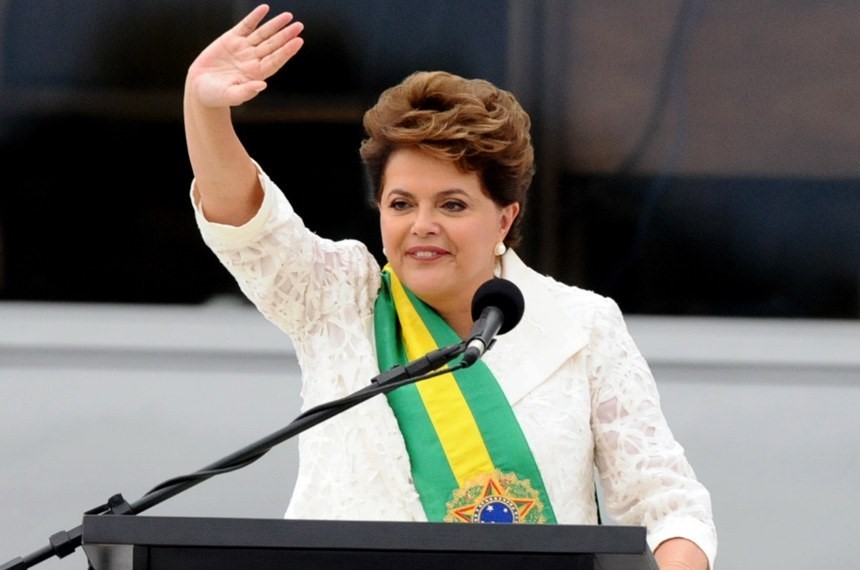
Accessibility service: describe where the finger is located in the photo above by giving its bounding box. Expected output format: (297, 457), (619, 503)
(228, 81), (268, 105)
(247, 11), (295, 46)
(255, 21), (304, 60)
(259, 37), (304, 78)
(233, 4), (271, 37)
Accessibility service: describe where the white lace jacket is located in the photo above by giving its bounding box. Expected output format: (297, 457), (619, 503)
(193, 167), (717, 567)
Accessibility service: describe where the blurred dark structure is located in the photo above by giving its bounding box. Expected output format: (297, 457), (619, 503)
(1, 0), (858, 318)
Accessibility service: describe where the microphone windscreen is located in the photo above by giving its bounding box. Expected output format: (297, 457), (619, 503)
(470, 279), (525, 335)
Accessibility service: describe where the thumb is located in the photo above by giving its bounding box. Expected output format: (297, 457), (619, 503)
(230, 80), (267, 105)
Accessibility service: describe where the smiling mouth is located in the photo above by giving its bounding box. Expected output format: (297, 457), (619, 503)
(408, 249), (448, 260)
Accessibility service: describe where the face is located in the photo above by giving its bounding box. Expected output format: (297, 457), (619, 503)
(379, 148), (519, 316)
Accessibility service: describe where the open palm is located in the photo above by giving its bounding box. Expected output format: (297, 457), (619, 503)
(188, 4), (304, 108)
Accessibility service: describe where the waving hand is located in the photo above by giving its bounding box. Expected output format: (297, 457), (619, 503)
(187, 4), (304, 108)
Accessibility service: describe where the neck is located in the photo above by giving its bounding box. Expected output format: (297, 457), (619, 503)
(438, 307), (474, 341)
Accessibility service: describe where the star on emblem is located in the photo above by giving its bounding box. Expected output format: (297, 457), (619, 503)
(445, 471), (543, 524)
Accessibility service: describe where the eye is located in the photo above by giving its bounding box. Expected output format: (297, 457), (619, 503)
(441, 200), (466, 212)
(388, 198), (412, 211)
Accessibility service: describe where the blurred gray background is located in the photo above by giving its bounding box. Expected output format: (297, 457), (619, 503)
(2, 1), (859, 568)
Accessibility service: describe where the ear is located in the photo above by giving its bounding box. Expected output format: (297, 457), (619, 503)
(498, 202), (521, 240)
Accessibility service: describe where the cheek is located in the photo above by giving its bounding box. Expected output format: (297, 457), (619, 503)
(452, 224), (497, 256)
(483, 215), (506, 241)
(379, 215), (401, 249)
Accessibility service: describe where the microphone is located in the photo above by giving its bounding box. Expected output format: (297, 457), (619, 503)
(461, 278), (525, 367)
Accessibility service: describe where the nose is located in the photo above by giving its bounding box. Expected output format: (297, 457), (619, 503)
(411, 205), (440, 237)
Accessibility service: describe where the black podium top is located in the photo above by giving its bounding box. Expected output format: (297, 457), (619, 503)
(82, 515), (657, 570)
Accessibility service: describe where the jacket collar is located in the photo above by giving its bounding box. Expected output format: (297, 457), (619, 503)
(489, 250), (589, 404)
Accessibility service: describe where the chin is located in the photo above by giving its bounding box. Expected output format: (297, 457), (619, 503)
(400, 272), (454, 305)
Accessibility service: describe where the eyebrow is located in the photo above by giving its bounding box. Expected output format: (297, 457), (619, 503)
(384, 188), (471, 199)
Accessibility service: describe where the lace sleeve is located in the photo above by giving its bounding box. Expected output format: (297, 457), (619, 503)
(589, 299), (717, 567)
(192, 167), (381, 341)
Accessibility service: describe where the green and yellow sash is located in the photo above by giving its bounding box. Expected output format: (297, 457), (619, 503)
(374, 266), (556, 524)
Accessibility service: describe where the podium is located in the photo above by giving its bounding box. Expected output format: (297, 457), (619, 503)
(81, 515), (658, 570)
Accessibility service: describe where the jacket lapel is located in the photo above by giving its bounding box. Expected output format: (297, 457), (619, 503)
(488, 250), (589, 405)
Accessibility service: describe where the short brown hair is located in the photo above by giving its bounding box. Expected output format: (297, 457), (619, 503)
(360, 71), (534, 247)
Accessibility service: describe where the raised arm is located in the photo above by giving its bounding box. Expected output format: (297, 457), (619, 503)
(184, 4), (304, 226)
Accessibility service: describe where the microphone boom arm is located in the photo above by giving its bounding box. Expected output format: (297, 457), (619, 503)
(1, 341), (468, 570)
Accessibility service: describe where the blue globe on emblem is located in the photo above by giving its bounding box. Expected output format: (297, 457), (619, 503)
(474, 497), (519, 523)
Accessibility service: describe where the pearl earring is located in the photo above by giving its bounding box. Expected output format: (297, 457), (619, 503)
(494, 242), (507, 256)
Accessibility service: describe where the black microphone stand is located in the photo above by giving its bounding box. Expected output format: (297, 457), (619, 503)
(1, 341), (468, 570)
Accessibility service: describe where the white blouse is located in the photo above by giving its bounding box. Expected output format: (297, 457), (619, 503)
(192, 166), (717, 568)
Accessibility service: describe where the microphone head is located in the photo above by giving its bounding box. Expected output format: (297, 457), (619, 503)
(470, 278), (525, 335)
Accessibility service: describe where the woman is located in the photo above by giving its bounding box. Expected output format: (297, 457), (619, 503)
(184, 5), (716, 568)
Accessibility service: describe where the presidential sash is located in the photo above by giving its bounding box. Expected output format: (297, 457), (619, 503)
(374, 266), (557, 524)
